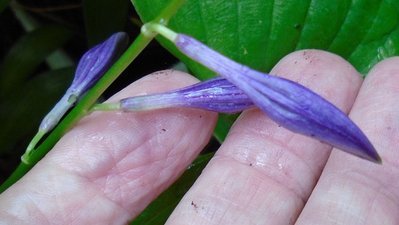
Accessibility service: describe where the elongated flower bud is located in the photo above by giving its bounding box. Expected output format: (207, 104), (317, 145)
(71, 32), (129, 96)
(119, 77), (254, 113)
(38, 32), (129, 132)
(24, 32), (129, 158)
(148, 24), (381, 163)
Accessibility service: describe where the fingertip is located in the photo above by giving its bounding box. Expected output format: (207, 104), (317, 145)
(364, 56), (399, 83)
(271, 50), (362, 107)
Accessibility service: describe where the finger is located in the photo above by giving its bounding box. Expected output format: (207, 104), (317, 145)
(296, 57), (399, 225)
(0, 70), (217, 224)
(167, 50), (362, 225)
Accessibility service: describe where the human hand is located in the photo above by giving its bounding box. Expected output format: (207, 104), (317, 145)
(0, 50), (398, 225)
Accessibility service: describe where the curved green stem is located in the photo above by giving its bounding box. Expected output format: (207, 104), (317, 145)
(0, 0), (186, 193)
(23, 130), (46, 161)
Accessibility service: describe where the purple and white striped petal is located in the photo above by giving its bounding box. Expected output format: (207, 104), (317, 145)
(172, 33), (380, 163)
(38, 32), (129, 132)
(120, 77), (254, 113)
(25, 32), (129, 155)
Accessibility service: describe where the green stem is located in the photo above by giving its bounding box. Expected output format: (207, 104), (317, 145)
(0, 0), (186, 193)
(91, 102), (121, 111)
(23, 130), (46, 159)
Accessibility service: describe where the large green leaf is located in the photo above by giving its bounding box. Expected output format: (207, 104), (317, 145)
(131, 153), (213, 225)
(0, 68), (73, 154)
(133, 0), (399, 79)
(0, 25), (72, 98)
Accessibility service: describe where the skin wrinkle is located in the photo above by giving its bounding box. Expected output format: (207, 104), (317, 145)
(109, 110), (208, 177)
(349, 170), (399, 206)
(171, 158), (304, 225)
(283, 134), (329, 173)
(24, 193), (52, 224)
(190, 166), (269, 225)
(216, 133), (314, 202)
(317, 165), (399, 224)
(23, 164), (129, 225)
(214, 153), (308, 205)
(365, 174), (399, 213)
(60, 169), (130, 224)
(46, 115), (145, 178)
(91, 110), (214, 210)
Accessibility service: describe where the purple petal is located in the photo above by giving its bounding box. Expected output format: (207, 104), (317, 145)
(120, 77), (254, 113)
(70, 32), (129, 95)
(174, 34), (381, 163)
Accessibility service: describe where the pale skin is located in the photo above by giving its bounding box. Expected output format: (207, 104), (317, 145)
(0, 50), (398, 225)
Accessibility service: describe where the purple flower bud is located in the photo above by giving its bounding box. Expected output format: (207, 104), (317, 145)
(39, 32), (128, 132)
(70, 32), (129, 96)
(26, 32), (128, 154)
(172, 33), (380, 163)
(120, 77), (254, 113)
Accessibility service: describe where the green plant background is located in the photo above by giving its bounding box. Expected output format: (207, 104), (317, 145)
(134, 0), (399, 78)
(0, 0), (398, 224)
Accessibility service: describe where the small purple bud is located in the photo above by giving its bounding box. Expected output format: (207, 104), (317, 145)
(172, 33), (381, 163)
(70, 32), (129, 96)
(120, 77), (254, 113)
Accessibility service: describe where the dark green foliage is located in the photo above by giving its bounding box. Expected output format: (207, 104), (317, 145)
(0, 25), (72, 98)
(83, 0), (129, 46)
